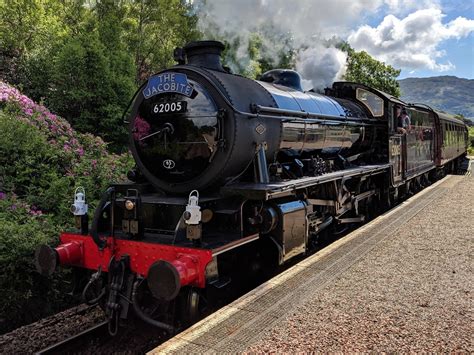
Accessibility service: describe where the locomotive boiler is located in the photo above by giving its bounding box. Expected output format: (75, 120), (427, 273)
(130, 41), (381, 194)
(35, 40), (468, 334)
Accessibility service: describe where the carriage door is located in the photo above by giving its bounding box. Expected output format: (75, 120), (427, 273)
(390, 135), (403, 183)
(389, 104), (404, 183)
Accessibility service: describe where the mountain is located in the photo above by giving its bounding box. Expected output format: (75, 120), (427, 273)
(398, 76), (474, 120)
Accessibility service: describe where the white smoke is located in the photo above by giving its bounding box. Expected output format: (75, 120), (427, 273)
(192, 1), (466, 87)
(296, 46), (347, 91)
(192, 0), (375, 90)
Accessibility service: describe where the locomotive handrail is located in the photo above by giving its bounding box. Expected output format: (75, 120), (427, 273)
(278, 117), (371, 127)
(250, 104), (379, 124)
(248, 113), (372, 127)
(252, 104), (345, 120)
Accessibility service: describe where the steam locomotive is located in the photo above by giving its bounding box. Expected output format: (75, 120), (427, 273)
(35, 41), (468, 333)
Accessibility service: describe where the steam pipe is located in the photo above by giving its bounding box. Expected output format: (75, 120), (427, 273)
(90, 186), (115, 250)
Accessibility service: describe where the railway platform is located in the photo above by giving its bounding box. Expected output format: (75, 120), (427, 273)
(151, 173), (473, 353)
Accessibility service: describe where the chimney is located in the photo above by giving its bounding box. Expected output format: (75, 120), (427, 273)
(183, 40), (225, 72)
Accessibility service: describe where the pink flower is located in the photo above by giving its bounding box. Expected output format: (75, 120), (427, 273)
(133, 115), (151, 144)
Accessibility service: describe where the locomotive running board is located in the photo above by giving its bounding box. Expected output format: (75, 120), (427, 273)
(221, 164), (390, 200)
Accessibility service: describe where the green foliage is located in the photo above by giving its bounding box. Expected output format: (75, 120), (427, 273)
(0, 0), (200, 151)
(0, 88), (133, 331)
(0, 0), (65, 54)
(48, 29), (135, 151)
(457, 114), (474, 154)
(340, 43), (401, 97)
(0, 196), (74, 333)
(454, 114), (473, 127)
(0, 0), (65, 90)
(220, 32), (295, 79)
(468, 126), (474, 155)
(0, 110), (63, 214)
(0, 103), (133, 225)
(123, 0), (200, 83)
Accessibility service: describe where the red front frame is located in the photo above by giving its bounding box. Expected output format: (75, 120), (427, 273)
(59, 232), (213, 288)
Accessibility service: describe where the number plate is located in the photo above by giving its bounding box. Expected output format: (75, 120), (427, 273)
(152, 101), (187, 115)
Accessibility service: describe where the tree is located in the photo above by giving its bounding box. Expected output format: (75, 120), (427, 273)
(219, 31), (295, 79)
(339, 42), (401, 97)
(0, 0), (64, 54)
(454, 114), (473, 126)
(123, 0), (200, 84)
(0, 0), (65, 88)
(48, 27), (135, 151)
(0, 0), (203, 149)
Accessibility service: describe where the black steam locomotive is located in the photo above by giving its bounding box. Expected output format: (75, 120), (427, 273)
(36, 41), (468, 333)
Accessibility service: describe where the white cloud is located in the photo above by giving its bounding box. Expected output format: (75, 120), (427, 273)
(348, 8), (474, 72)
(383, 0), (440, 13)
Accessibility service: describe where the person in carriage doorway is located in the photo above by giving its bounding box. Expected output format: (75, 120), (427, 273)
(397, 108), (411, 134)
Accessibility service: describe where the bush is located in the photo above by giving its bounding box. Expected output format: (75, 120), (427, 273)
(0, 110), (64, 213)
(0, 82), (133, 333)
(0, 196), (74, 333)
(0, 82), (133, 222)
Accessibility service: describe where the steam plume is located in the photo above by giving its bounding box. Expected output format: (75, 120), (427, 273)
(192, 0), (368, 90)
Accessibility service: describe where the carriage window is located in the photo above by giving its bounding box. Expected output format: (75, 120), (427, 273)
(356, 88), (384, 117)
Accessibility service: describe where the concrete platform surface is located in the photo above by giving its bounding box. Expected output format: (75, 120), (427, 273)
(150, 175), (473, 353)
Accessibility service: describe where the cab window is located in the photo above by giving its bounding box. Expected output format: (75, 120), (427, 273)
(356, 88), (384, 117)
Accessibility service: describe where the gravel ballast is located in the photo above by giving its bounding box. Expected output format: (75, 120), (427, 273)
(247, 175), (473, 353)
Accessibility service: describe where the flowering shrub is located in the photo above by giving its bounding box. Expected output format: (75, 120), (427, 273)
(0, 81), (133, 224)
(0, 82), (134, 332)
(0, 195), (74, 332)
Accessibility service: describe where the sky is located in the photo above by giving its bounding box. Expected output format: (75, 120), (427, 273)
(354, 0), (474, 79)
(195, 0), (474, 85)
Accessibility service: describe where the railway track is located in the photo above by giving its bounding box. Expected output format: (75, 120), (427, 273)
(0, 304), (105, 354)
(32, 317), (170, 354)
(36, 321), (109, 354)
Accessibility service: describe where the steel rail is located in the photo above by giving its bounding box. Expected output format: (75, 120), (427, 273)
(35, 320), (109, 355)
